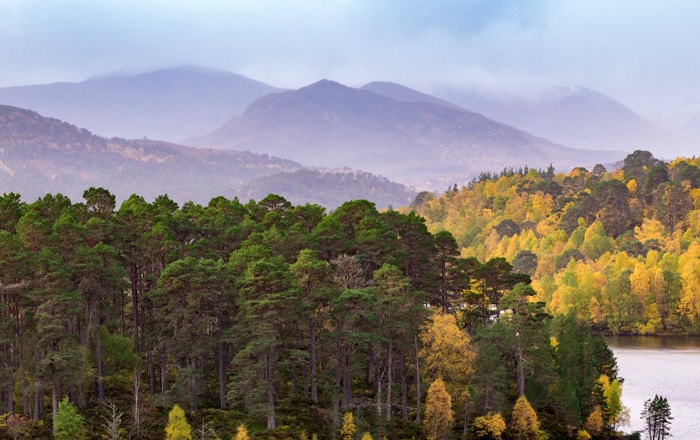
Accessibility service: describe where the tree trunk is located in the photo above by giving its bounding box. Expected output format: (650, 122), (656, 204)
(130, 263), (140, 353)
(342, 348), (352, 409)
(266, 353), (276, 430)
(33, 352), (41, 422)
(333, 353), (342, 428)
(291, 363), (298, 395)
(310, 318), (318, 404)
(303, 364), (309, 399)
(148, 351), (156, 394)
(400, 359), (409, 422)
(51, 364), (57, 435)
(133, 365), (141, 439)
(97, 328), (105, 401)
(386, 341), (393, 421)
(218, 339), (227, 409)
(414, 333), (422, 423)
(516, 333), (525, 396)
(376, 371), (382, 417)
(160, 352), (168, 393)
(4, 342), (12, 413)
(17, 304), (27, 415)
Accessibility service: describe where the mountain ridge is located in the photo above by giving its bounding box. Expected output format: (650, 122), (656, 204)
(189, 79), (625, 188)
(0, 66), (282, 142)
(0, 105), (415, 209)
(433, 83), (681, 155)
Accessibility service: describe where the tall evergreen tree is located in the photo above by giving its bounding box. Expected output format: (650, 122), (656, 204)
(641, 395), (672, 440)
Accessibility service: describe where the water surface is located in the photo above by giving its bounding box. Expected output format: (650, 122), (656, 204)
(606, 336), (700, 439)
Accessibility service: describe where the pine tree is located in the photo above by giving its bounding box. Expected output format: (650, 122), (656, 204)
(54, 396), (86, 440)
(641, 395), (672, 440)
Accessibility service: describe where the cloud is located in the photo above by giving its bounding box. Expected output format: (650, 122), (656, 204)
(2, 0), (700, 113)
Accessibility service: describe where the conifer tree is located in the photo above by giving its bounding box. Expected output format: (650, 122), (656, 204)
(164, 404), (192, 440)
(508, 395), (540, 440)
(641, 395), (672, 440)
(340, 412), (356, 440)
(54, 396), (86, 440)
(424, 378), (453, 440)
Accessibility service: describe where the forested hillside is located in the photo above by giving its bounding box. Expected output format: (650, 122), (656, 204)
(409, 150), (700, 335)
(0, 189), (622, 439)
(0, 105), (415, 209)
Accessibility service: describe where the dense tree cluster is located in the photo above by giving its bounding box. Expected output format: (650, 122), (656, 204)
(0, 189), (620, 439)
(410, 151), (700, 334)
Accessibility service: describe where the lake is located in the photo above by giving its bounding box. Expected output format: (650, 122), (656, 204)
(606, 336), (700, 439)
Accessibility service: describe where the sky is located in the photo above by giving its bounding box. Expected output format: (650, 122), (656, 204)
(1, 0), (700, 114)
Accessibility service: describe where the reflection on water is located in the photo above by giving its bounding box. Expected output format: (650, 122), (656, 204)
(607, 335), (700, 350)
(606, 336), (700, 439)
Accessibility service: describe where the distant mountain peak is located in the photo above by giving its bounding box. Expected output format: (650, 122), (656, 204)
(0, 66), (282, 142)
(191, 80), (624, 188)
(541, 84), (615, 104)
(299, 79), (352, 93)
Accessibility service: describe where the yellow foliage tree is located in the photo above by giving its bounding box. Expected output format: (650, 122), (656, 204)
(589, 296), (605, 324)
(361, 433), (373, 440)
(233, 424), (250, 440)
(576, 429), (592, 440)
(679, 241), (700, 323)
(420, 312), (475, 408)
(584, 405), (604, 437)
(634, 218), (667, 245)
(340, 412), (356, 440)
(598, 374), (627, 429)
(472, 412), (506, 439)
(424, 378), (453, 440)
(164, 405), (192, 440)
(629, 261), (650, 302)
(639, 303), (662, 334)
(508, 395), (540, 440)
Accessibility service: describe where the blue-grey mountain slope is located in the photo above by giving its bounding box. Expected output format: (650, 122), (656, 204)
(435, 84), (679, 156)
(0, 105), (414, 209)
(189, 80), (624, 188)
(0, 66), (282, 142)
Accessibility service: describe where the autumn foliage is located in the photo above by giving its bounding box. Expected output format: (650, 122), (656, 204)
(409, 151), (700, 334)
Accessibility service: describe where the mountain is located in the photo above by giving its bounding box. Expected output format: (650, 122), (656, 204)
(0, 66), (282, 142)
(361, 81), (463, 110)
(0, 105), (415, 208)
(188, 80), (624, 188)
(434, 84), (679, 157)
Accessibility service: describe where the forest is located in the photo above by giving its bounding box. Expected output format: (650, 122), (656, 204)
(410, 150), (700, 335)
(1, 153), (680, 439)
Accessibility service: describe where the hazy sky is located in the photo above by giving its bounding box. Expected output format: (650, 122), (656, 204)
(2, 0), (699, 114)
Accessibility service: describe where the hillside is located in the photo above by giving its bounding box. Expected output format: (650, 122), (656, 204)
(0, 65), (282, 142)
(0, 105), (414, 208)
(361, 81), (463, 110)
(435, 84), (680, 156)
(407, 150), (700, 335)
(188, 80), (625, 189)
(0, 182), (620, 440)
